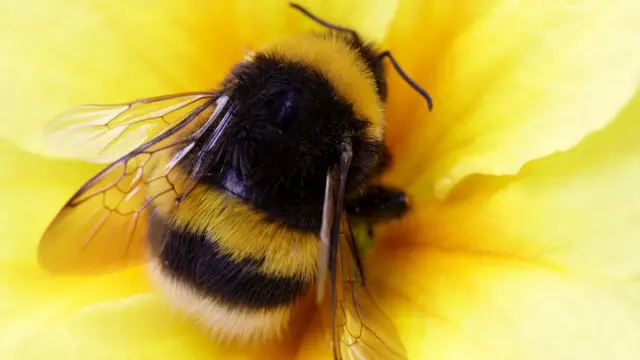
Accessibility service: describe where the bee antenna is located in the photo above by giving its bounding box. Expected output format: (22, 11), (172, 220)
(290, 2), (433, 111)
(378, 51), (433, 111)
(289, 2), (360, 41)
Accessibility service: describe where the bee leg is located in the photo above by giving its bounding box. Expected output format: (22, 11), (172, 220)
(346, 185), (408, 222)
(346, 186), (407, 256)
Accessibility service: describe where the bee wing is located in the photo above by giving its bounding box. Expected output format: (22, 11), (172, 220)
(45, 92), (217, 163)
(39, 93), (234, 274)
(318, 139), (407, 359)
(332, 216), (408, 360)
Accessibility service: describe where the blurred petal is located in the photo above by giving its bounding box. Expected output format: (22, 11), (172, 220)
(372, 89), (640, 358)
(5, 291), (300, 360)
(383, 0), (640, 198)
(0, 141), (98, 263)
(368, 249), (640, 360)
(296, 311), (333, 360)
(0, 0), (397, 156)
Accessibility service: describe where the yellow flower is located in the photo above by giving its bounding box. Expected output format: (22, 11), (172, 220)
(1, 0), (640, 359)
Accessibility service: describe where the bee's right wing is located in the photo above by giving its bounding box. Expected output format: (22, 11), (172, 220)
(38, 93), (235, 274)
(45, 92), (217, 163)
(333, 216), (408, 360)
(318, 139), (407, 359)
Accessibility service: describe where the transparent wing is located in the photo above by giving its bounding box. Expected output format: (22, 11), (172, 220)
(333, 216), (408, 360)
(38, 94), (233, 274)
(45, 92), (217, 163)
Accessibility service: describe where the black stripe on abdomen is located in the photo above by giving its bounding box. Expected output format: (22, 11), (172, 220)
(149, 212), (310, 309)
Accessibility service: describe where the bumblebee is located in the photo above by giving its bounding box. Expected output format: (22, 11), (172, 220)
(38, 3), (432, 359)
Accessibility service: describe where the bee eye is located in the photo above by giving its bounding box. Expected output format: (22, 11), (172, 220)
(272, 89), (299, 131)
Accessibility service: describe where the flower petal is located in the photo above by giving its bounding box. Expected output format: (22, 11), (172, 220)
(4, 291), (300, 360)
(372, 89), (640, 358)
(0, 143), (134, 352)
(367, 248), (640, 360)
(0, 0), (397, 157)
(295, 311), (333, 360)
(0, 141), (99, 263)
(388, 88), (640, 276)
(382, 0), (640, 199)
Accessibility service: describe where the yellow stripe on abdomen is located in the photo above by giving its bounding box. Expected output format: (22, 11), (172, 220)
(148, 258), (295, 343)
(151, 179), (319, 280)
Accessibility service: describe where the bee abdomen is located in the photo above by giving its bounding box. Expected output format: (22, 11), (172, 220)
(147, 211), (312, 342)
(158, 223), (310, 308)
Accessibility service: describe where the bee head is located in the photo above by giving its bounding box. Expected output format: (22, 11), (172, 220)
(213, 52), (386, 231)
